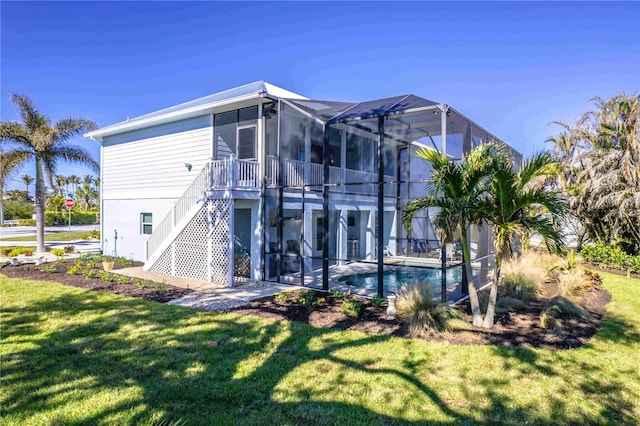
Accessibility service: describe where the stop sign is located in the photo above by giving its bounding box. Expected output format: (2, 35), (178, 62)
(65, 198), (75, 208)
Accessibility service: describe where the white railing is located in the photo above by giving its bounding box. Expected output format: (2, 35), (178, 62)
(266, 155), (278, 187)
(283, 158), (306, 187)
(146, 157), (261, 261)
(147, 163), (210, 259)
(210, 157), (261, 189)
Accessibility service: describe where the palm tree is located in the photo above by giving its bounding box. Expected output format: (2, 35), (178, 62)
(0, 149), (29, 225)
(549, 93), (639, 254)
(0, 94), (97, 253)
(21, 174), (34, 194)
(481, 152), (566, 328)
(54, 174), (67, 195)
(76, 180), (98, 211)
(403, 143), (503, 327)
(68, 174), (81, 194)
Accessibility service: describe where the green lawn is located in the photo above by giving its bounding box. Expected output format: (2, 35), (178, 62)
(1, 272), (639, 425)
(0, 231), (95, 242)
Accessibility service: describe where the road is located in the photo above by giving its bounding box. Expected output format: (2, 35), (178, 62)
(0, 224), (101, 252)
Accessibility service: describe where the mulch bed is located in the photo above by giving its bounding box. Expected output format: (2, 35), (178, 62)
(233, 276), (611, 350)
(2, 258), (615, 349)
(0, 259), (193, 303)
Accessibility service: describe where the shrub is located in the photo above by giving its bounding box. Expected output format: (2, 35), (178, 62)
(90, 229), (100, 239)
(66, 264), (81, 275)
(155, 282), (168, 293)
(341, 298), (364, 318)
(64, 245), (75, 254)
(37, 263), (58, 273)
(329, 289), (346, 300)
(1, 248), (11, 256)
(133, 278), (148, 289)
(116, 274), (130, 285)
(370, 296), (386, 307)
(7, 247), (34, 257)
(99, 272), (114, 282)
(580, 243), (640, 272)
(51, 248), (65, 257)
(115, 256), (132, 266)
(274, 291), (292, 304)
(396, 281), (464, 335)
(540, 310), (563, 334)
(83, 269), (98, 279)
(293, 290), (325, 312)
(17, 219), (35, 226)
(500, 273), (541, 304)
(545, 295), (595, 323)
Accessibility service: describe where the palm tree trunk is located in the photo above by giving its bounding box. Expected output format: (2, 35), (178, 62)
(35, 157), (46, 254)
(481, 259), (501, 329)
(461, 228), (483, 327)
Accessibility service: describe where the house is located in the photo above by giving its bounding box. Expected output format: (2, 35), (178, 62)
(85, 81), (521, 296)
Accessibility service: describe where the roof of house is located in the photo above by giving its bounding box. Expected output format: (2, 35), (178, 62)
(85, 81), (307, 140)
(85, 81), (515, 156)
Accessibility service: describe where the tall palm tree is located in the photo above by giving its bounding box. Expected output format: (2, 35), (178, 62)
(21, 174), (34, 194)
(76, 180), (98, 211)
(481, 152), (566, 328)
(68, 174), (81, 194)
(403, 143), (504, 327)
(0, 94), (97, 253)
(54, 174), (67, 195)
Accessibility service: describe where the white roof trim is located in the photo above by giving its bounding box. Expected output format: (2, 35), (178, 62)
(85, 93), (263, 141)
(85, 81), (308, 141)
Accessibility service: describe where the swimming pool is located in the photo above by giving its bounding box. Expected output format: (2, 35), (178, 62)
(336, 265), (462, 294)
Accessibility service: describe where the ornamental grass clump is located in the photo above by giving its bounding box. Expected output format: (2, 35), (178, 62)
(396, 281), (464, 335)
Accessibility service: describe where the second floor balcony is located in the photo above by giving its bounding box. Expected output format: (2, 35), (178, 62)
(210, 156), (396, 196)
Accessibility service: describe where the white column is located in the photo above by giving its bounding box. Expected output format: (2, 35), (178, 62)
(303, 205), (314, 274)
(304, 120), (311, 186)
(366, 209), (375, 260)
(251, 201), (262, 281)
(257, 104), (264, 184)
(338, 209), (348, 265)
(387, 209), (397, 256)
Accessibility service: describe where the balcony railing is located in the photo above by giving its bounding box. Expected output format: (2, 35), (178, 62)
(211, 157), (261, 189)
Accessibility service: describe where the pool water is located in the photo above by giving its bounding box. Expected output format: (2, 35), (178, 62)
(337, 265), (462, 294)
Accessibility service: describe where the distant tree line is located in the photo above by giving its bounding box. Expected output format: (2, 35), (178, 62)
(549, 93), (639, 255)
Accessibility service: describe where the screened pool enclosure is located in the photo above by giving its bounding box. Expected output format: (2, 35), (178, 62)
(260, 93), (522, 300)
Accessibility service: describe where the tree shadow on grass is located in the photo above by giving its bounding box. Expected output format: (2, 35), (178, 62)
(2, 278), (638, 425)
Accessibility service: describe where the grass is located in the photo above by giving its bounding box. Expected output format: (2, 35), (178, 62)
(1, 272), (639, 425)
(0, 231), (94, 242)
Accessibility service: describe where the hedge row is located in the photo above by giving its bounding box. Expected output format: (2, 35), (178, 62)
(7, 211), (99, 227)
(580, 244), (640, 274)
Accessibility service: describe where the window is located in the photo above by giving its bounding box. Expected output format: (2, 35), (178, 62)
(237, 125), (256, 160)
(141, 213), (152, 235)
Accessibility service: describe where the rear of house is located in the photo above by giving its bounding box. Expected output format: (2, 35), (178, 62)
(86, 81), (521, 298)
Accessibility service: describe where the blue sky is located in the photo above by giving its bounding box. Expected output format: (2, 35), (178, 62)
(1, 1), (639, 192)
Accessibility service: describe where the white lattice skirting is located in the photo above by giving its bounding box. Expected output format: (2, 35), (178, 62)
(148, 199), (233, 286)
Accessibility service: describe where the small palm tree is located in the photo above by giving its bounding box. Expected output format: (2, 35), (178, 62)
(21, 174), (34, 194)
(403, 143), (503, 327)
(0, 94), (97, 253)
(481, 152), (566, 328)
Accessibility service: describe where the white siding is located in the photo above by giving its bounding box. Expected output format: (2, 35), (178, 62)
(102, 198), (174, 261)
(102, 115), (212, 200)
